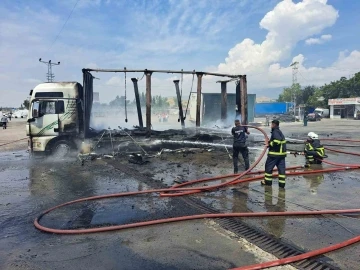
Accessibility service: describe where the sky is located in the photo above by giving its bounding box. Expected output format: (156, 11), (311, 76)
(1, 0), (360, 107)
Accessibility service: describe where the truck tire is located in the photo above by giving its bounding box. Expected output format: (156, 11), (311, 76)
(52, 140), (72, 159)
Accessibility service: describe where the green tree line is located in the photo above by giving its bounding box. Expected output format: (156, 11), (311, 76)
(139, 92), (169, 109)
(107, 93), (170, 109)
(277, 72), (360, 108)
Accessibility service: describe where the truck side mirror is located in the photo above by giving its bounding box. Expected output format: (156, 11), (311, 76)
(32, 101), (40, 118)
(27, 118), (35, 123)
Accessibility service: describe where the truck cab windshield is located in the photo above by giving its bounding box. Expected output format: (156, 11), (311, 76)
(32, 100), (65, 118)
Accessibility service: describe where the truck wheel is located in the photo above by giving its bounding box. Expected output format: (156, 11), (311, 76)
(52, 140), (72, 159)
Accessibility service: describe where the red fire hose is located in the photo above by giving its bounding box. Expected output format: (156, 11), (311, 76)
(320, 138), (360, 142)
(231, 234), (360, 270)
(325, 146), (360, 157)
(34, 127), (360, 270)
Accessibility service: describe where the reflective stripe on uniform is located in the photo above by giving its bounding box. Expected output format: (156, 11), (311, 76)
(316, 147), (325, 157)
(273, 139), (286, 144)
(268, 151), (287, 156)
(279, 179), (286, 184)
(269, 139), (287, 156)
(307, 155), (314, 161)
(264, 172), (273, 181)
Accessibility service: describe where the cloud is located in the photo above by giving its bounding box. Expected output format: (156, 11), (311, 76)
(216, 0), (360, 94)
(1, 0), (278, 106)
(0, 0), (359, 108)
(305, 34), (332, 45)
(85, 63), (99, 69)
(106, 76), (122, 86)
(218, 0), (338, 74)
(24, 78), (42, 84)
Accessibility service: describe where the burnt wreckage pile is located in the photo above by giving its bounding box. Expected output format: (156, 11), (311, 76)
(88, 127), (240, 155)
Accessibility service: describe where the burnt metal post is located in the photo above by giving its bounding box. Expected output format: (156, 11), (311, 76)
(221, 82), (227, 121)
(235, 80), (241, 120)
(145, 71), (152, 134)
(173, 80), (185, 128)
(196, 73), (203, 128)
(131, 78), (143, 128)
(240, 75), (248, 125)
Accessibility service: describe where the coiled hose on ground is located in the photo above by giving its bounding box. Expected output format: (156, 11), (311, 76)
(34, 127), (360, 270)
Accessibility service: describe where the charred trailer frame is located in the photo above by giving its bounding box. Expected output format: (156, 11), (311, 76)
(81, 68), (246, 137)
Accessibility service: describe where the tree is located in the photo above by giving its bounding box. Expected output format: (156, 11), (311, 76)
(276, 72), (360, 109)
(301, 85), (316, 105)
(277, 83), (302, 104)
(109, 95), (129, 107)
(23, 99), (30, 109)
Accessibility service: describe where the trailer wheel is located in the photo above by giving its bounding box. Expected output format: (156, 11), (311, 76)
(52, 140), (72, 159)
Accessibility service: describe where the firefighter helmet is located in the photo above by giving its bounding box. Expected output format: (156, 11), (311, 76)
(307, 132), (318, 140)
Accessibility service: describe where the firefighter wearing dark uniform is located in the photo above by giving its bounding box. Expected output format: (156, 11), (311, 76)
(232, 119), (250, 173)
(305, 132), (325, 165)
(262, 120), (287, 188)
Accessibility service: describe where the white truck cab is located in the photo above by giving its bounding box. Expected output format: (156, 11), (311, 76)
(27, 82), (84, 156)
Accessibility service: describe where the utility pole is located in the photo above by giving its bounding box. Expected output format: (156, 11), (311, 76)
(39, 58), (60, 82)
(290, 61), (299, 121)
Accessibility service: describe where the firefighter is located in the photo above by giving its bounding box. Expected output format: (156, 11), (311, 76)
(304, 132), (325, 165)
(262, 120), (287, 188)
(232, 119), (250, 173)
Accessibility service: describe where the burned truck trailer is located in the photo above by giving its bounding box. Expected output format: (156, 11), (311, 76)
(26, 69), (247, 156)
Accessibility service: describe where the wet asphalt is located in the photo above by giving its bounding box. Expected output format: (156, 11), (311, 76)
(0, 151), (288, 270)
(1, 119), (360, 270)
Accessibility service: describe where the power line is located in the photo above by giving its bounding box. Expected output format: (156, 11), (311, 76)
(298, 70), (308, 83)
(50, 0), (80, 49)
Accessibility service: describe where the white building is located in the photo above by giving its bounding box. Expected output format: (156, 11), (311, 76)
(328, 98), (360, 119)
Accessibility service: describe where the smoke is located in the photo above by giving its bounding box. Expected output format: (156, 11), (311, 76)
(90, 107), (192, 131)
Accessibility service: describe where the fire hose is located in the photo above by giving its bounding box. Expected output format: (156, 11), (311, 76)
(325, 146), (360, 157)
(320, 138), (360, 143)
(34, 126), (360, 269)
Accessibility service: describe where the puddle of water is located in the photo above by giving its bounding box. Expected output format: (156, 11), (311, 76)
(0, 150), (29, 162)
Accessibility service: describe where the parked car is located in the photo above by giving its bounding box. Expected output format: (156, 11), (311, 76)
(307, 113), (321, 121)
(272, 113), (296, 122)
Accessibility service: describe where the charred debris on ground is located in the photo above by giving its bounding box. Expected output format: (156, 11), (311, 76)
(81, 126), (248, 162)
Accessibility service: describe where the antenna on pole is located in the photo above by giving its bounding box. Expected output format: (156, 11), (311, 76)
(290, 61), (299, 120)
(39, 58), (61, 82)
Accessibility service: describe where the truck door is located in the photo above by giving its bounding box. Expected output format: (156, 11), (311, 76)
(29, 99), (65, 136)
